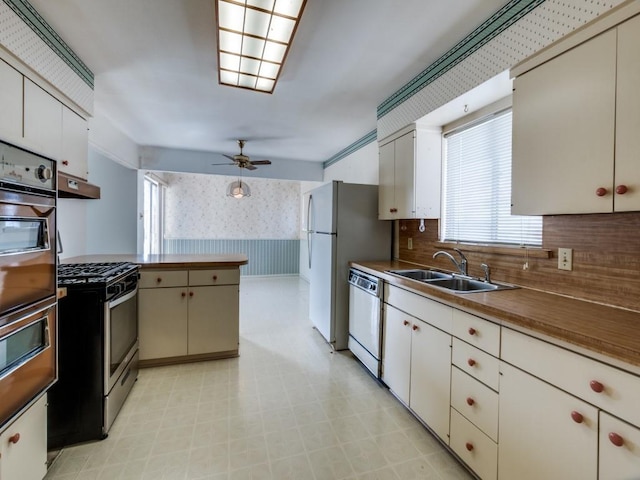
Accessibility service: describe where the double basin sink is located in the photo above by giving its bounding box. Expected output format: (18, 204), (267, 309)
(386, 269), (518, 294)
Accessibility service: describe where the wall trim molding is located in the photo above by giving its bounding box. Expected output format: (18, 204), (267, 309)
(323, 129), (377, 169)
(2, 0), (94, 88)
(376, 0), (544, 119)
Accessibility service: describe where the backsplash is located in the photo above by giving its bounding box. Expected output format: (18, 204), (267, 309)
(398, 213), (640, 311)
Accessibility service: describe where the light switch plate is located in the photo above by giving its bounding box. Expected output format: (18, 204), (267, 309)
(558, 248), (573, 271)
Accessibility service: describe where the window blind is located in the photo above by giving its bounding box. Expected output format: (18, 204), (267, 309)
(442, 110), (542, 246)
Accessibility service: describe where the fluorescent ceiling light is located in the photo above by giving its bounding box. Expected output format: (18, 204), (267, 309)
(216, 0), (306, 93)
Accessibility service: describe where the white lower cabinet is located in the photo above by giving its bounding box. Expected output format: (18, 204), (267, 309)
(498, 361), (598, 480)
(450, 408), (497, 480)
(599, 412), (640, 480)
(138, 268), (240, 363)
(0, 394), (47, 480)
(382, 304), (411, 404)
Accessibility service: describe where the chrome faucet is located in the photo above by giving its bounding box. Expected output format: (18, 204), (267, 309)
(480, 263), (491, 283)
(433, 248), (468, 276)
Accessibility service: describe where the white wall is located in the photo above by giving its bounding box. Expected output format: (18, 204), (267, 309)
(58, 149), (138, 259)
(323, 142), (379, 185)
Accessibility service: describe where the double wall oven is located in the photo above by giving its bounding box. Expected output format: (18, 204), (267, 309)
(48, 262), (139, 448)
(0, 140), (57, 430)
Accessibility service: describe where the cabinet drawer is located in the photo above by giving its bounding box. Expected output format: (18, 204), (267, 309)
(189, 268), (239, 286)
(384, 284), (452, 333)
(139, 270), (188, 289)
(451, 366), (499, 442)
(452, 338), (500, 391)
(502, 327), (640, 427)
(450, 408), (497, 480)
(452, 310), (500, 357)
(599, 411), (640, 480)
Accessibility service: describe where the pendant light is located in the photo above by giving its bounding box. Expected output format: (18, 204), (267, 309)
(227, 179), (251, 198)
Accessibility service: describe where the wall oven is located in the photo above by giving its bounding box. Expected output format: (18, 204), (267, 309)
(0, 140), (57, 430)
(48, 262), (139, 448)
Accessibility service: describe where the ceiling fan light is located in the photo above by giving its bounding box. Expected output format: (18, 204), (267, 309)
(227, 180), (251, 198)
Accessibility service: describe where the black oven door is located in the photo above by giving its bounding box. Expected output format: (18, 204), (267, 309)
(0, 189), (56, 316)
(104, 286), (138, 395)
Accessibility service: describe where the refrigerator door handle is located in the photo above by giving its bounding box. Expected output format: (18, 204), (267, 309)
(307, 194), (314, 269)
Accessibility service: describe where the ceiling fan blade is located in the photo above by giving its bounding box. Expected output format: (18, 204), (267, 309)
(249, 160), (272, 165)
(211, 162), (236, 166)
(245, 164), (257, 171)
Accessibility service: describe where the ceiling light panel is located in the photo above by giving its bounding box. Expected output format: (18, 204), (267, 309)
(216, 0), (307, 93)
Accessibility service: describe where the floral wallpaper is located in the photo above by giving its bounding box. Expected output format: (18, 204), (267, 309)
(164, 173), (301, 239)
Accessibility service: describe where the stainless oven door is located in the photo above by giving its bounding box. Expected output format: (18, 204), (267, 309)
(104, 286), (138, 394)
(0, 189), (56, 315)
(0, 297), (56, 428)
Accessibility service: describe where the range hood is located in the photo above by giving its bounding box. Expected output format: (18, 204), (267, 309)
(58, 172), (101, 199)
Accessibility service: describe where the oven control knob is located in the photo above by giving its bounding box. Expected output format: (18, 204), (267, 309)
(108, 284), (123, 297)
(36, 165), (52, 182)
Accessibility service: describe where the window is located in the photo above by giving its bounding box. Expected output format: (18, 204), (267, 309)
(442, 109), (542, 246)
(143, 175), (165, 256)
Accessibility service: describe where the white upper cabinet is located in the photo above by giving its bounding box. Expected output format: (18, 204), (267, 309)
(511, 12), (640, 215)
(61, 105), (89, 180)
(23, 78), (63, 160)
(0, 60), (23, 145)
(378, 126), (441, 220)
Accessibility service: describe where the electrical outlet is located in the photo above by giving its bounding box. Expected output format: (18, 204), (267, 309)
(558, 248), (573, 271)
(408, 238), (413, 250)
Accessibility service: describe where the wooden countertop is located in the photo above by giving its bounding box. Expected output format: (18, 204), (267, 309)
(351, 260), (640, 369)
(62, 254), (248, 269)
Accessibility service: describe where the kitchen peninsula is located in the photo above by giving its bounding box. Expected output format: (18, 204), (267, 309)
(63, 254), (248, 366)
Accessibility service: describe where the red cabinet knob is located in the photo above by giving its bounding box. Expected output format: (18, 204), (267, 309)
(62, 160), (69, 166)
(181, 292), (186, 297)
(590, 380), (604, 393)
(467, 358), (476, 367)
(390, 208), (398, 213)
(609, 432), (624, 447)
(596, 187), (608, 197)
(412, 324), (419, 331)
(465, 442), (474, 451)
(616, 185), (628, 195)
(189, 291), (194, 297)
(403, 320), (410, 326)
(466, 397), (475, 406)
(570, 411), (584, 424)
(468, 327), (477, 336)
(156, 277), (162, 283)
(8, 433), (20, 444)
(212, 275), (218, 281)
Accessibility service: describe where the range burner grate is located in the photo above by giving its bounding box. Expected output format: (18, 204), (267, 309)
(58, 262), (138, 285)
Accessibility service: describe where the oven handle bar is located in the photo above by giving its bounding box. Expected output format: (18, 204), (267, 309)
(108, 286), (138, 308)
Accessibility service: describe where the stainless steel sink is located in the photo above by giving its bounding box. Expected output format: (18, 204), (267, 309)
(427, 277), (518, 293)
(386, 269), (451, 281)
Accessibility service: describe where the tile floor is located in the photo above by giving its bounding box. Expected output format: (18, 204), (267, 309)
(44, 276), (474, 480)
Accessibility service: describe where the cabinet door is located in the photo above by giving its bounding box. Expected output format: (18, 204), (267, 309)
(0, 395), (47, 480)
(409, 318), (451, 443)
(378, 140), (396, 220)
(511, 29), (616, 215)
(498, 362), (598, 480)
(393, 131), (415, 218)
(23, 79), (62, 159)
(188, 285), (239, 355)
(382, 304), (411, 404)
(614, 15), (640, 212)
(599, 412), (640, 480)
(138, 287), (188, 360)
(0, 60), (23, 144)
(61, 106), (88, 180)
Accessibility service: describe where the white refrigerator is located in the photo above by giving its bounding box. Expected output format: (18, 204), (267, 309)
(306, 181), (391, 350)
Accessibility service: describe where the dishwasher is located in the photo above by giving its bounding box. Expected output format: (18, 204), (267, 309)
(348, 268), (383, 378)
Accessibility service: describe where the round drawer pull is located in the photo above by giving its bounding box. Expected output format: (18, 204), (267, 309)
(412, 324), (419, 331)
(467, 358), (476, 367)
(189, 291), (194, 297)
(468, 327), (476, 336)
(212, 275), (218, 281)
(616, 185), (628, 195)
(403, 320), (410, 326)
(590, 380), (604, 393)
(596, 187), (608, 197)
(570, 411), (584, 424)
(156, 277), (162, 283)
(181, 292), (186, 297)
(466, 397), (475, 406)
(608, 432), (624, 447)
(8, 433), (20, 444)
(465, 442), (474, 452)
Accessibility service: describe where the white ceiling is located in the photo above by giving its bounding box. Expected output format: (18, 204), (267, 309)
(28, 0), (510, 166)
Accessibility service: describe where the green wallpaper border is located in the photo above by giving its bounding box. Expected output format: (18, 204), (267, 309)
(377, 0), (544, 119)
(3, 0), (94, 89)
(323, 129), (377, 169)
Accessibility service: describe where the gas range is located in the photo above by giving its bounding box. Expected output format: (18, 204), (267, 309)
(58, 262), (139, 287)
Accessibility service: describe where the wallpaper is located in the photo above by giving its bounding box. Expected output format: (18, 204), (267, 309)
(164, 172), (301, 240)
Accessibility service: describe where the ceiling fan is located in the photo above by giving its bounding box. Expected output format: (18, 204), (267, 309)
(212, 140), (272, 171)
